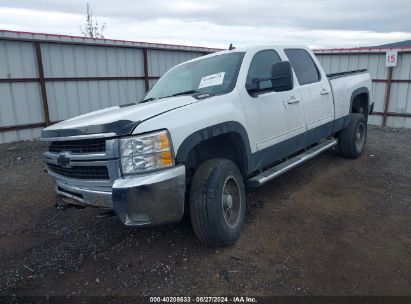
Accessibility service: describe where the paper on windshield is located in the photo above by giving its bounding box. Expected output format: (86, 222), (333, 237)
(198, 72), (225, 89)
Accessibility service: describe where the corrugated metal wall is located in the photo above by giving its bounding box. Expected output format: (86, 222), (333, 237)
(2, 30), (410, 144)
(0, 40), (44, 142)
(0, 30), (219, 144)
(315, 49), (411, 128)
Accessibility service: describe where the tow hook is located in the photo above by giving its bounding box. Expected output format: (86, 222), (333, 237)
(96, 210), (116, 218)
(55, 196), (86, 210)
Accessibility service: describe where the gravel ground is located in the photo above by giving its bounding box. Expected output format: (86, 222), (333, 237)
(0, 126), (410, 299)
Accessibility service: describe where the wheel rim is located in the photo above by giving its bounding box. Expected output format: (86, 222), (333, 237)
(355, 122), (366, 151)
(222, 176), (242, 229)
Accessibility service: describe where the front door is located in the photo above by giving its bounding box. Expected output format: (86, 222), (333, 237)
(239, 49), (306, 170)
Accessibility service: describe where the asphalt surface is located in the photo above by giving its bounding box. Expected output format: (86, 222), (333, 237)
(0, 126), (410, 299)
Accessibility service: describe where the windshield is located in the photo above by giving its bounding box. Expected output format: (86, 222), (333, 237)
(144, 52), (245, 100)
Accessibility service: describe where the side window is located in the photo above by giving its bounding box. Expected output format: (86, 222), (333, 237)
(246, 50), (281, 90)
(284, 49), (320, 85)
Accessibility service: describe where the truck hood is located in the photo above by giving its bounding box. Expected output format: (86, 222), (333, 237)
(41, 96), (197, 139)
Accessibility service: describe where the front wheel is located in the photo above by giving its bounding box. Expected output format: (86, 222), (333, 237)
(338, 113), (367, 158)
(189, 159), (246, 247)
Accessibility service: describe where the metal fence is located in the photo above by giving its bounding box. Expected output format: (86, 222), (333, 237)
(315, 47), (411, 128)
(0, 30), (220, 144)
(2, 31), (411, 144)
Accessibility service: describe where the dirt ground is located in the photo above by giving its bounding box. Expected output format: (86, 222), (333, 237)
(0, 126), (410, 299)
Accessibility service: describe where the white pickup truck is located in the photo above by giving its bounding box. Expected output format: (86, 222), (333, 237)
(41, 45), (373, 246)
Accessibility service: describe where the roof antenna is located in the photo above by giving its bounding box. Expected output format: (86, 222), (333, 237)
(229, 43), (235, 50)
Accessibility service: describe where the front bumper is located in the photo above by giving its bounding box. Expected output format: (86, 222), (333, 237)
(54, 165), (186, 226)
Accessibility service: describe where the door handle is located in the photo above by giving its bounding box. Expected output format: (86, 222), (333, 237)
(287, 96), (300, 104)
(320, 89), (330, 95)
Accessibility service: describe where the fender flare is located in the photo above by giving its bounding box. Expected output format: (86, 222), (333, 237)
(175, 121), (252, 171)
(349, 87), (370, 114)
(333, 86), (370, 131)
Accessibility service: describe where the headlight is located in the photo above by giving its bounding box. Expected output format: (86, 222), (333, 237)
(120, 130), (174, 175)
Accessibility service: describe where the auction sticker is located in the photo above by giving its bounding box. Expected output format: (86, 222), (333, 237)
(198, 72), (225, 89)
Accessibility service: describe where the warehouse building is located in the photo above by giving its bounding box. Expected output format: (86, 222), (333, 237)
(1, 29), (410, 143)
(315, 46), (411, 128)
(0, 30), (218, 143)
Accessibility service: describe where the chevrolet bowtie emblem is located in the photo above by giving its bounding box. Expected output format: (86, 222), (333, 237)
(57, 153), (70, 167)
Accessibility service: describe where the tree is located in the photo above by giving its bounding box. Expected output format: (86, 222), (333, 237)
(79, 3), (106, 38)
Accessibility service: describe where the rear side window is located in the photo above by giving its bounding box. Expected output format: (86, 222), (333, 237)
(246, 50), (281, 90)
(284, 49), (320, 85)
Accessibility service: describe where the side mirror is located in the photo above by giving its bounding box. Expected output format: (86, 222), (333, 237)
(245, 78), (260, 92)
(246, 61), (294, 96)
(270, 61), (293, 92)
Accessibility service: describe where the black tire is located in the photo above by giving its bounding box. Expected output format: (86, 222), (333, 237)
(338, 113), (367, 158)
(189, 159), (246, 247)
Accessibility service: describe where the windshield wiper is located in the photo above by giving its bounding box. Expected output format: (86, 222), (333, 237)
(139, 97), (157, 104)
(142, 90), (206, 102)
(171, 90), (200, 97)
(151, 90), (200, 101)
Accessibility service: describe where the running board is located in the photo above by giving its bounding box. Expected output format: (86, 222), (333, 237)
(247, 138), (337, 188)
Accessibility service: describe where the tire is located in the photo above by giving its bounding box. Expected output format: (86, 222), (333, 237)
(338, 113), (367, 158)
(189, 159), (246, 247)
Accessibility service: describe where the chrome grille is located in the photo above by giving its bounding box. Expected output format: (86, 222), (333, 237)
(47, 164), (110, 180)
(49, 139), (106, 153)
(43, 137), (119, 183)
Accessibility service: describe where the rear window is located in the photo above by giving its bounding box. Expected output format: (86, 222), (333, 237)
(284, 49), (320, 85)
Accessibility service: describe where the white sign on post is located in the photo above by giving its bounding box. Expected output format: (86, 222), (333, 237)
(386, 50), (398, 67)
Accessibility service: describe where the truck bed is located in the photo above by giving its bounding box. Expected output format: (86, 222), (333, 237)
(326, 69), (372, 122)
(327, 69), (368, 80)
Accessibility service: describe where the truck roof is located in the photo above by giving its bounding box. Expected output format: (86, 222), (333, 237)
(225, 44), (310, 52)
(175, 44), (311, 67)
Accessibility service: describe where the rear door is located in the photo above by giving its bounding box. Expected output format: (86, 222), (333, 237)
(239, 48), (306, 170)
(284, 48), (334, 145)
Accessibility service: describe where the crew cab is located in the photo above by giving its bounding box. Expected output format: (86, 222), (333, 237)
(41, 45), (373, 247)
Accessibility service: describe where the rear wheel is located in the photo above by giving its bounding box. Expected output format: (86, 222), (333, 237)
(189, 159), (246, 247)
(338, 113), (367, 158)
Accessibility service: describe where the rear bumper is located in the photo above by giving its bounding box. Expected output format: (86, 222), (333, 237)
(54, 165), (186, 226)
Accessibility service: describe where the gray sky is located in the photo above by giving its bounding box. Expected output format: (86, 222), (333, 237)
(0, 0), (410, 48)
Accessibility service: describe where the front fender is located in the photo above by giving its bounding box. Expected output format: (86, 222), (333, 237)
(175, 121), (251, 166)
